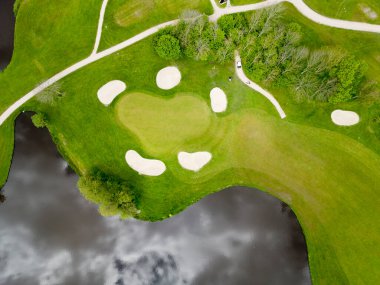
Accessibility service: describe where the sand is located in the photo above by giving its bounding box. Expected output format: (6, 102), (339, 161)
(331, 110), (360, 126)
(125, 150), (166, 176)
(156, 66), (181, 90)
(210, 87), (228, 113)
(178, 151), (212, 172)
(97, 80), (126, 106)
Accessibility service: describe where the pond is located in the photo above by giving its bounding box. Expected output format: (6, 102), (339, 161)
(0, 0), (15, 70)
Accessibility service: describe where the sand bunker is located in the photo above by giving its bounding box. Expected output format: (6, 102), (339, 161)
(331, 110), (360, 126)
(210, 87), (228, 113)
(178, 151), (212, 172)
(97, 80), (126, 106)
(156, 66), (181, 90)
(125, 150), (166, 176)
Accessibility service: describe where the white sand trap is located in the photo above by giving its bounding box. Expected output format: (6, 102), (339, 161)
(125, 150), (166, 176)
(97, 80), (126, 106)
(331, 110), (360, 126)
(210, 87), (228, 113)
(178, 151), (212, 172)
(156, 66), (181, 90)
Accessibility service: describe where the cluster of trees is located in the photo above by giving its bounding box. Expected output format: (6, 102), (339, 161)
(154, 11), (234, 63)
(153, 7), (366, 103)
(78, 169), (138, 219)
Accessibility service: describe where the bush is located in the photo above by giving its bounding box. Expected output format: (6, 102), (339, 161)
(31, 113), (48, 128)
(14, 0), (23, 16)
(154, 34), (182, 60)
(78, 169), (138, 219)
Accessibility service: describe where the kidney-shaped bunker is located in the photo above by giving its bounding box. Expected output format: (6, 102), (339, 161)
(97, 80), (126, 106)
(125, 150), (166, 176)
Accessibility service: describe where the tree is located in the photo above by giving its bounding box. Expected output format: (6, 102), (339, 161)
(78, 169), (138, 219)
(154, 34), (182, 60)
(36, 82), (65, 106)
(31, 113), (48, 128)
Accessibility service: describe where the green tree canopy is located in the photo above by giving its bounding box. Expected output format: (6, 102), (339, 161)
(154, 34), (182, 60)
(78, 169), (138, 219)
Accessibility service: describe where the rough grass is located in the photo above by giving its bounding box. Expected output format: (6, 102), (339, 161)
(0, 121), (14, 188)
(0, 0), (101, 115)
(304, 0), (380, 24)
(99, 0), (213, 50)
(116, 92), (213, 156)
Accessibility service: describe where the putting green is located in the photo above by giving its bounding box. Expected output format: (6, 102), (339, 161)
(116, 92), (213, 156)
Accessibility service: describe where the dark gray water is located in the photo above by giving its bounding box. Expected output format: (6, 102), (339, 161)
(0, 0), (15, 70)
(0, 1), (311, 284)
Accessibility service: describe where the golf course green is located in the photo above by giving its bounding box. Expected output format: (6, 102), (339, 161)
(0, 0), (379, 284)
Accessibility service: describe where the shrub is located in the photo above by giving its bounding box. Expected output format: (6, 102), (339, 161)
(78, 169), (138, 219)
(31, 113), (48, 128)
(14, 0), (23, 16)
(154, 34), (182, 60)
(36, 82), (65, 106)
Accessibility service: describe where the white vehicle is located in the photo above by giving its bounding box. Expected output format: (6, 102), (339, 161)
(236, 61), (242, 68)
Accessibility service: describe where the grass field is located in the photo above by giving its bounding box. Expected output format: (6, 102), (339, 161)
(304, 0), (380, 24)
(0, 0), (380, 284)
(99, 0), (213, 50)
(117, 92), (213, 156)
(0, 121), (14, 188)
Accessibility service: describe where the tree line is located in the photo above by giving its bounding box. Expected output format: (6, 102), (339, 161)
(153, 7), (367, 103)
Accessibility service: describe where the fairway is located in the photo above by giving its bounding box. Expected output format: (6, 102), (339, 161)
(116, 92), (213, 156)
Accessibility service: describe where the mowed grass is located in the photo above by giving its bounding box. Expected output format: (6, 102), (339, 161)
(0, 0), (101, 114)
(99, 0), (213, 50)
(304, 0), (380, 24)
(116, 92), (213, 156)
(231, 112), (380, 284)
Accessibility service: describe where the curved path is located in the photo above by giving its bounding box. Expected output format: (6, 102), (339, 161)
(235, 52), (286, 119)
(210, 0), (380, 33)
(1, 0), (380, 126)
(91, 0), (109, 55)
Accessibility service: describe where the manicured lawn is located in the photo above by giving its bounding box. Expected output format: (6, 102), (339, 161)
(0, 1), (380, 284)
(0, 0), (101, 114)
(117, 92), (213, 156)
(98, 0), (213, 50)
(304, 0), (380, 24)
